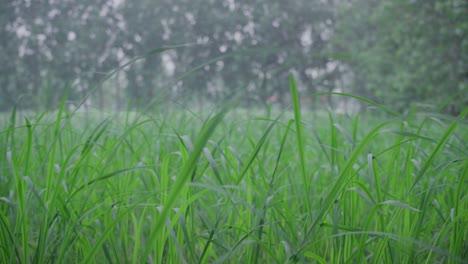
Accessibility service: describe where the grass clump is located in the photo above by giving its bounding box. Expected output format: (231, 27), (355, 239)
(0, 81), (467, 263)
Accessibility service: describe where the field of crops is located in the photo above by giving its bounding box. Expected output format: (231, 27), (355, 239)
(1, 88), (467, 263)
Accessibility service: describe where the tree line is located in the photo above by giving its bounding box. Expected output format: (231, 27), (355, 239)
(1, 0), (466, 113)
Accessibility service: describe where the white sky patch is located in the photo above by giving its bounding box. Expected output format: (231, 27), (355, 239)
(67, 31), (76, 41)
(19, 43), (32, 57)
(219, 45), (227, 53)
(185, 12), (196, 25)
(37, 34), (46, 43)
(227, 0), (236, 11)
(48, 9), (60, 19)
(161, 53), (175, 76)
(43, 47), (53, 61)
(243, 21), (255, 36)
(99, 5), (109, 17)
(34, 18), (44, 25)
(246, 82), (255, 92)
(300, 27), (313, 47)
(112, 0), (124, 7)
(216, 60), (224, 71)
(161, 19), (171, 40)
(319, 22), (333, 41)
(320, 29), (332, 41)
(134, 34), (142, 43)
(277, 53), (285, 64)
(197, 36), (209, 44)
(233, 31), (243, 44)
(326, 61), (338, 72)
(272, 19), (280, 28)
(207, 82), (216, 95)
(116, 48), (125, 61)
(45, 24), (53, 34)
(16, 25), (30, 38)
(305, 68), (320, 79)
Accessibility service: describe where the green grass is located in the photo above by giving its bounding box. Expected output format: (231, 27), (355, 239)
(1, 86), (467, 263)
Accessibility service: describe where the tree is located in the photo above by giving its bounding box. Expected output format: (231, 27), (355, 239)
(0, 1), (19, 111)
(1, 0), (122, 110)
(332, 0), (468, 113)
(117, 0), (340, 109)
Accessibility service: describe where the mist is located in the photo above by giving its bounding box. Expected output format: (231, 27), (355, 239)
(1, 0), (466, 114)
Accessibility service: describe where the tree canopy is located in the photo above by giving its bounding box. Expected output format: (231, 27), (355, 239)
(1, 0), (466, 113)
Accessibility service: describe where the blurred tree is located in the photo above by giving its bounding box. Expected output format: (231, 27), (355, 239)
(1, 0), (122, 110)
(0, 1), (18, 111)
(0, 0), (347, 111)
(332, 0), (468, 113)
(118, 0), (339, 109)
(2, 0), (464, 113)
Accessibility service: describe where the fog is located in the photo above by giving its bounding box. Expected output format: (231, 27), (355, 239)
(1, 0), (466, 114)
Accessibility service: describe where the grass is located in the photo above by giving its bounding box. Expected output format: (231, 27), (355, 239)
(0, 81), (467, 263)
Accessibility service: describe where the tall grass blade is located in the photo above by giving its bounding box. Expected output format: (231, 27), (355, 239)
(235, 118), (277, 185)
(252, 119), (293, 263)
(297, 121), (389, 254)
(289, 74), (311, 212)
(142, 104), (231, 260)
(407, 108), (467, 194)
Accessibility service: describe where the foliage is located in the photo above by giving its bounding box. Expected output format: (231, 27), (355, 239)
(0, 0), (466, 112)
(0, 88), (467, 263)
(0, 0), (122, 110)
(332, 0), (468, 112)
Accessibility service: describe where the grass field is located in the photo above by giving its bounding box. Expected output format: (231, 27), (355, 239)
(1, 86), (467, 263)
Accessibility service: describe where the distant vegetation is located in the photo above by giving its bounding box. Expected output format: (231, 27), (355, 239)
(1, 0), (466, 113)
(1, 79), (467, 263)
(1, 1), (467, 262)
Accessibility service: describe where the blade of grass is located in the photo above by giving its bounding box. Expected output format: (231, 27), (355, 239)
(407, 108), (468, 194)
(296, 121), (390, 254)
(449, 159), (468, 263)
(33, 93), (68, 264)
(0, 209), (21, 263)
(234, 116), (280, 185)
(142, 104), (231, 260)
(251, 119), (293, 263)
(289, 74), (311, 213)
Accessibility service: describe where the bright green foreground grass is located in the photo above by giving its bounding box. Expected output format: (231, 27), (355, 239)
(1, 97), (467, 263)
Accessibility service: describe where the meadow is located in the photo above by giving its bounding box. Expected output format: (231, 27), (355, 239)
(1, 84), (467, 263)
